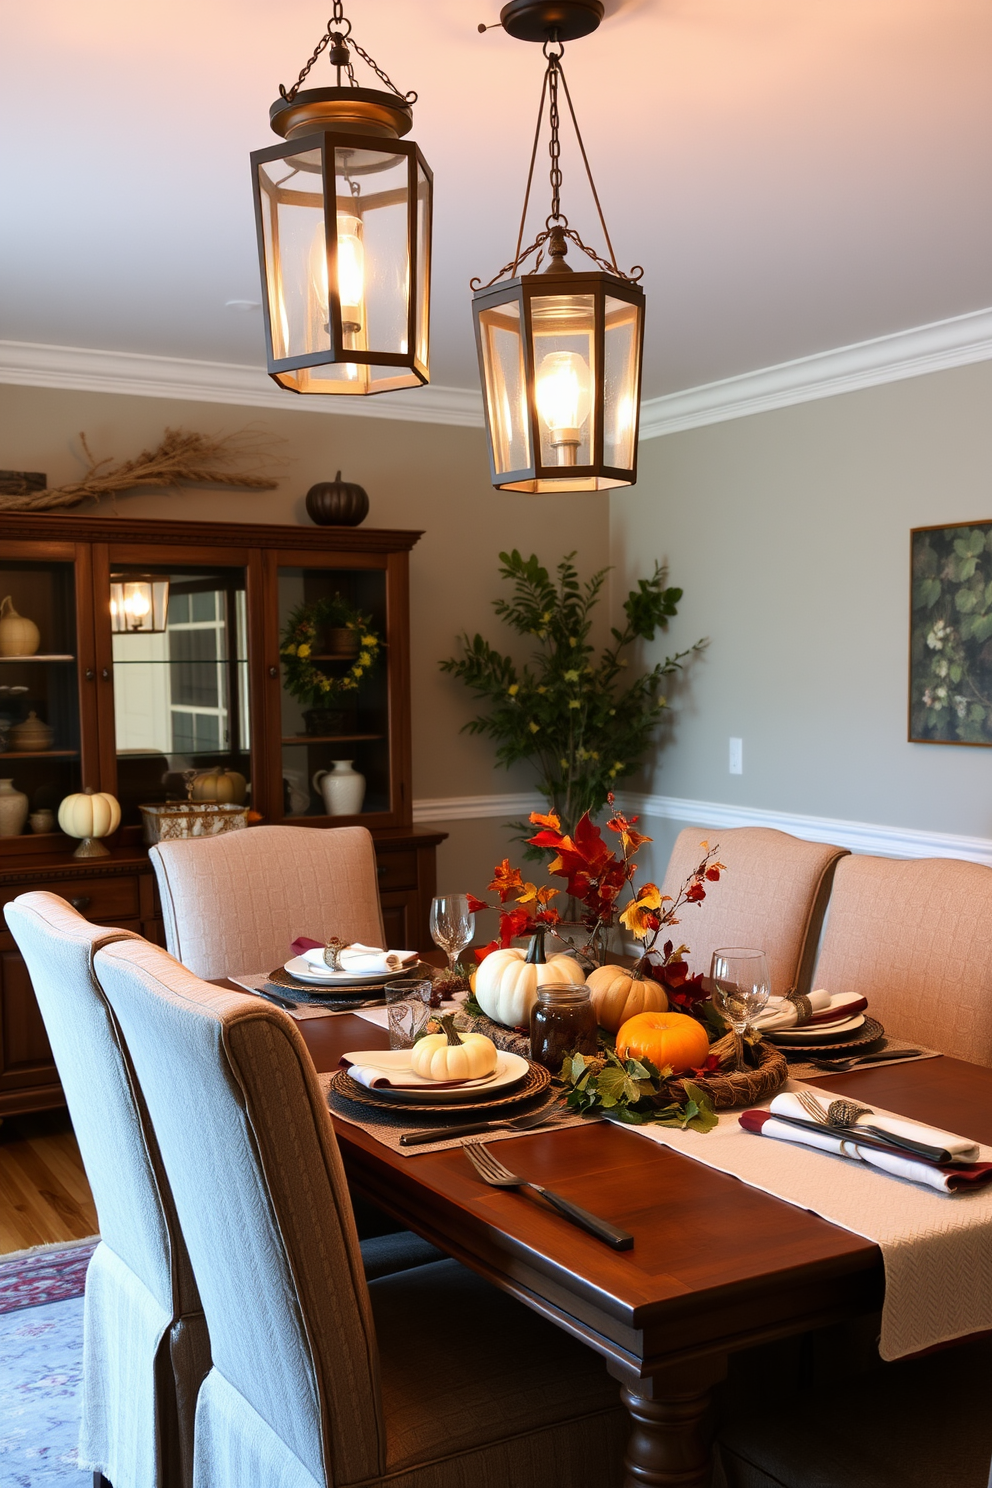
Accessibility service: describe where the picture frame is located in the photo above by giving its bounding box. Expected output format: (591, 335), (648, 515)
(910, 519), (992, 746)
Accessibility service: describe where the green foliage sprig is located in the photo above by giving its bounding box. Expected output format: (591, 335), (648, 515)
(280, 595), (381, 710)
(912, 525), (992, 743)
(560, 1048), (719, 1132)
(440, 550), (706, 840)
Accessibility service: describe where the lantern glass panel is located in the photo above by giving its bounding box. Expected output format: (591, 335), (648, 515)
(415, 161), (431, 372)
(110, 576), (170, 635)
(603, 295), (641, 471)
(334, 146), (410, 363)
(478, 299), (532, 477)
(530, 293), (596, 470)
(257, 149), (326, 361)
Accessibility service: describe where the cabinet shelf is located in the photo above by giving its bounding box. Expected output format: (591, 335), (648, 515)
(0, 749), (79, 759)
(282, 733), (384, 744)
(0, 654), (75, 662)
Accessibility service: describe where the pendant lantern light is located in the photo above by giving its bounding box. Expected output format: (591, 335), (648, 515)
(472, 1), (644, 492)
(109, 574), (170, 634)
(251, 2), (432, 396)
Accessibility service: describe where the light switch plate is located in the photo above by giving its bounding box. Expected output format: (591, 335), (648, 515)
(729, 737), (743, 775)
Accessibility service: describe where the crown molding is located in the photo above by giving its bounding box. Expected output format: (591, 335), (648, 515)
(638, 305), (992, 438)
(0, 340), (485, 429)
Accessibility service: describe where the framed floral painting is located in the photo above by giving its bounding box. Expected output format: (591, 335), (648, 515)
(910, 520), (992, 745)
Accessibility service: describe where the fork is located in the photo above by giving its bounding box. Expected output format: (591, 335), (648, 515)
(794, 1089), (951, 1164)
(400, 1104), (562, 1146)
(809, 1049), (923, 1072)
(463, 1142), (634, 1250)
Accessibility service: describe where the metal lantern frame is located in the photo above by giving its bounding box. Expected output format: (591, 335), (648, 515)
(109, 573), (170, 634)
(251, 125), (433, 396)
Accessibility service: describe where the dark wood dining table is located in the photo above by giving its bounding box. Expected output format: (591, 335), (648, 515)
(290, 1003), (992, 1488)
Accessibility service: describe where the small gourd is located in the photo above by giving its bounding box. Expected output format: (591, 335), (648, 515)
(586, 964), (668, 1033)
(409, 1014), (497, 1082)
(58, 787), (121, 859)
(0, 597), (40, 658)
(615, 1011), (711, 1075)
(190, 768), (247, 804)
(474, 929), (586, 1028)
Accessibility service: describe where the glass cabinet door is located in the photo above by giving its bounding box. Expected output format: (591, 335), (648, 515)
(0, 551), (86, 844)
(108, 564), (252, 830)
(276, 561), (394, 822)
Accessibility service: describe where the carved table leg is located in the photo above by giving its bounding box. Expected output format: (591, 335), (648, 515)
(609, 1356), (727, 1487)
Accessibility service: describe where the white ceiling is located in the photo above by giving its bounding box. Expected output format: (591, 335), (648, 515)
(2, 0), (991, 401)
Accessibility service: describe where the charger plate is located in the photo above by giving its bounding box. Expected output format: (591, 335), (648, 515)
(328, 1059), (551, 1115)
(778, 1016), (885, 1058)
(266, 961), (433, 1004)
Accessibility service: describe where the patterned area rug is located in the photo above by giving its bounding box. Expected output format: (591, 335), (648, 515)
(0, 1242), (97, 1487)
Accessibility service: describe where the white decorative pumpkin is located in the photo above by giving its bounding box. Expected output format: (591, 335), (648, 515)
(0, 596), (40, 658)
(191, 768), (247, 804)
(586, 964), (668, 1033)
(410, 1016), (497, 1082)
(475, 934), (586, 1028)
(58, 788), (121, 858)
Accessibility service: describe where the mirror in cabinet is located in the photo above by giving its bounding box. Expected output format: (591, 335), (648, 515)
(111, 565), (252, 830)
(278, 565), (391, 821)
(0, 559), (82, 844)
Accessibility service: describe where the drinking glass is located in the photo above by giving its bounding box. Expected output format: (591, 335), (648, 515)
(710, 948), (771, 1067)
(385, 978), (432, 1049)
(429, 894), (475, 971)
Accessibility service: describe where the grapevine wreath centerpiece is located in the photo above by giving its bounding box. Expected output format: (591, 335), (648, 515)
(461, 800), (787, 1130)
(280, 594), (382, 734)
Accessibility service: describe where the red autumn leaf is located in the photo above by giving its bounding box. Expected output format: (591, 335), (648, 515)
(474, 940), (499, 963)
(691, 1053), (721, 1076)
(489, 859), (525, 902)
(705, 867), (721, 882)
(685, 882), (706, 903)
(465, 893), (490, 914)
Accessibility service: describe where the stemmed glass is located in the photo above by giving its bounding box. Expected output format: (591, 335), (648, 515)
(429, 894), (476, 972)
(710, 948), (771, 1068)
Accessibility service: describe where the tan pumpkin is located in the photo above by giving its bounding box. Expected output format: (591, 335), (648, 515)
(409, 1014), (497, 1082)
(0, 596), (40, 658)
(586, 964), (668, 1033)
(58, 788), (121, 859)
(191, 768), (248, 804)
(616, 1011), (711, 1074)
(474, 933), (586, 1028)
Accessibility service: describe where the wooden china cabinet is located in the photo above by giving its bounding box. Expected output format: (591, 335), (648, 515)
(0, 511), (445, 1116)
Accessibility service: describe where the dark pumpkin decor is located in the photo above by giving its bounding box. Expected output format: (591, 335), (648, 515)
(305, 472), (370, 527)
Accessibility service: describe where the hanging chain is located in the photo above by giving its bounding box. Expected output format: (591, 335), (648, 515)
(471, 37), (641, 290)
(280, 3), (417, 104)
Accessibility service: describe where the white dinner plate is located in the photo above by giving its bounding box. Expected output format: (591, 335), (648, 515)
(366, 1051), (531, 1104)
(764, 1013), (866, 1044)
(282, 957), (413, 988)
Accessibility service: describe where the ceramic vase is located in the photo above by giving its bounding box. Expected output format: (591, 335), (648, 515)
(0, 779), (29, 837)
(312, 760), (366, 816)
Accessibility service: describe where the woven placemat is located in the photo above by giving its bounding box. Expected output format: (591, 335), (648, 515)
(784, 1034), (942, 1081)
(229, 974), (387, 1019)
(320, 1072), (597, 1156)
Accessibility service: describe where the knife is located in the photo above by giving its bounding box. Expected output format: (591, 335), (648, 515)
(764, 1111), (952, 1165)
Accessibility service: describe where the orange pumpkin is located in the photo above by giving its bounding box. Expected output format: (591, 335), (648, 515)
(586, 964), (668, 1033)
(615, 1011), (711, 1074)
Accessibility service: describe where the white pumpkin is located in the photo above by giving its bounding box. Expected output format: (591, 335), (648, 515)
(58, 788), (121, 841)
(410, 1016), (497, 1082)
(586, 964), (669, 1034)
(0, 596), (40, 658)
(191, 768), (247, 804)
(475, 937), (586, 1028)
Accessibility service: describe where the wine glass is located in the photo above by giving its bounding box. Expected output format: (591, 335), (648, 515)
(430, 894), (476, 971)
(710, 948), (771, 1067)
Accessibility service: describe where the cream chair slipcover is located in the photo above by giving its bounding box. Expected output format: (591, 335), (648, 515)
(95, 936), (629, 1488)
(660, 826), (849, 997)
(149, 824), (386, 980)
(813, 853), (992, 1065)
(3, 892), (210, 1488)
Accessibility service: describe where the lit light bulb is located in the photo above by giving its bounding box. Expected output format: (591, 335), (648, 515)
(124, 585), (151, 629)
(535, 351), (592, 465)
(336, 213), (365, 334)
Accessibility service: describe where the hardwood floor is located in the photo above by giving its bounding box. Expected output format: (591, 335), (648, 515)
(0, 1109), (97, 1254)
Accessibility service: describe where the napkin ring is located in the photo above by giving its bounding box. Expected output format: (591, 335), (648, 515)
(826, 1098), (871, 1128)
(785, 989), (813, 1023)
(322, 937), (348, 970)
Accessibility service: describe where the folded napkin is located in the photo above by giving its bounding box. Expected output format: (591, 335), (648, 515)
(753, 989), (867, 1032)
(340, 1049), (483, 1091)
(291, 938), (418, 975)
(739, 1092), (991, 1193)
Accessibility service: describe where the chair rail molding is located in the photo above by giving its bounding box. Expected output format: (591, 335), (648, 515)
(413, 789), (992, 866)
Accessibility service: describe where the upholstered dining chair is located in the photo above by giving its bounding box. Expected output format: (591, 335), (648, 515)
(812, 852), (992, 1065)
(3, 891), (210, 1488)
(149, 823), (386, 980)
(659, 826), (849, 997)
(94, 935), (630, 1488)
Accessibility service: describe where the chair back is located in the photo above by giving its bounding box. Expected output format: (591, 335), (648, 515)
(150, 824), (386, 979)
(3, 892), (189, 1315)
(94, 936), (384, 1486)
(660, 826), (849, 996)
(814, 853), (992, 1064)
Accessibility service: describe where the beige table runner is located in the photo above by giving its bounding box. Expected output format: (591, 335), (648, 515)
(625, 1079), (992, 1360)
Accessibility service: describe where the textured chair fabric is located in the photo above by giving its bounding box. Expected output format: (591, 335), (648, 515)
(94, 936), (629, 1488)
(813, 853), (992, 1065)
(718, 1333), (992, 1487)
(660, 827), (849, 997)
(149, 823), (386, 980)
(3, 892), (210, 1488)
